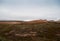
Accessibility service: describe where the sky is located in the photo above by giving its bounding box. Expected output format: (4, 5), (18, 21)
(0, 0), (60, 21)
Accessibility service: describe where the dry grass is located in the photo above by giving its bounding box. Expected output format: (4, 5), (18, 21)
(0, 20), (60, 41)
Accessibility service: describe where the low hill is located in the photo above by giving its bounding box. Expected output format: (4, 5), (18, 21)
(0, 21), (24, 24)
(0, 19), (48, 24)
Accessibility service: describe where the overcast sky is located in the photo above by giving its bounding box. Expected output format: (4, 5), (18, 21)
(0, 0), (60, 21)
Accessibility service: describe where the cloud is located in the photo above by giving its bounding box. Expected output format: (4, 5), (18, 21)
(0, 6), (60, 20)
(0, 0), (60, 20)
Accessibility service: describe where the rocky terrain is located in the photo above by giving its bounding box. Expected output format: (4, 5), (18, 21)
(0, 20), (60, 41)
